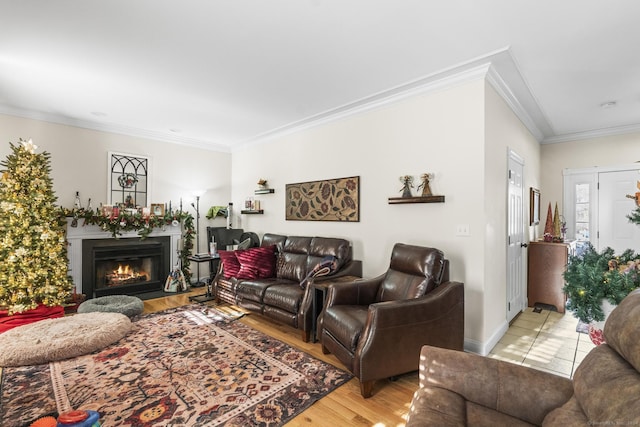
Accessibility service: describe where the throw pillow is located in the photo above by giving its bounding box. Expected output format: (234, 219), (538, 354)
(236, 262), (259, 280)
(218, 250), (241, 279)
(235, 237), (252, 250)
(235, 245), (277, 279)
(300, 256), (339, 289)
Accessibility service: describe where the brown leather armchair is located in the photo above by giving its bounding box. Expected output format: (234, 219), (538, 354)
(318, 243), (465, 398)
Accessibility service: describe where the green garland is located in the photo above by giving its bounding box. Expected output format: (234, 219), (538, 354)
(563, 242), (640, 323)
(60, 208), (194, 284)
(628, 205), (640, 226)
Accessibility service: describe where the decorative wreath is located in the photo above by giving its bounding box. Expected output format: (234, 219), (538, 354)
(118, 173), (138, 189)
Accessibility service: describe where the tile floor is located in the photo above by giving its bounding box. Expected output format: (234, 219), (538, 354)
(488, 307), (596, 378)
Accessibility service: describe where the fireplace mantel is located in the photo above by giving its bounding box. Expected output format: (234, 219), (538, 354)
(66, 218), (182, 294)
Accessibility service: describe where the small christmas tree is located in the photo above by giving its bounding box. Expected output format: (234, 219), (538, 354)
(543, 202), (554, 241)
(0, 139), (72, 315)
(552, 202), (562, 242)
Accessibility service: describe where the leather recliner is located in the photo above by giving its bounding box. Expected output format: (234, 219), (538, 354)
(318, 243), (465, 398)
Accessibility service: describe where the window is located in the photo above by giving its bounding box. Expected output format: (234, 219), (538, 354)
(575, 183), (590, 241)
(563, 170), (597, 244)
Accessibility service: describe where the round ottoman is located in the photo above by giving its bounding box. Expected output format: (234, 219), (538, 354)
(78, 295), (144, 318)
(0, 312), (131, 367)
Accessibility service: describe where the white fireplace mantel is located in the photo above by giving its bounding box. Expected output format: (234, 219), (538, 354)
(65, 218), (183, 294)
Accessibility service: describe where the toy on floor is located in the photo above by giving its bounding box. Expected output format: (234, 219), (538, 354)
(56, 410), (101, 427)
(29, 416), (57, 427)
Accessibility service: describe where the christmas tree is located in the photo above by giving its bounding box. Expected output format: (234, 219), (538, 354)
(0, 139), (72, 315)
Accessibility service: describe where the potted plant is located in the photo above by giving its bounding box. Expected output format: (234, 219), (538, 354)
(563, 242), (640, 343)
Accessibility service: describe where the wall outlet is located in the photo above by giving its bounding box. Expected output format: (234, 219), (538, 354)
(456, 224), (470, 236)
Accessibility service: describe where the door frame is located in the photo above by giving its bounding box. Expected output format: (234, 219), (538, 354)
(563, 163), (640, 250)
(506, 149), (526, 323)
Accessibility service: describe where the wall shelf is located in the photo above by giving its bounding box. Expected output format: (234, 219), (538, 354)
(388, 195), (445, 204)
(241, 209), (264, 214)
(254, 188), (275, 195)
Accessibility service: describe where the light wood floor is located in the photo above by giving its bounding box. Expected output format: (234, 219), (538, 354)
(144, 290), (417, 427)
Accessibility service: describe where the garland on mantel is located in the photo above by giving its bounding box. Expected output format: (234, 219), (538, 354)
(60, 208), (194, 284)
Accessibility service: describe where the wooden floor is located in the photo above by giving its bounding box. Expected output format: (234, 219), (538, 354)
(143, 290), (416, 427)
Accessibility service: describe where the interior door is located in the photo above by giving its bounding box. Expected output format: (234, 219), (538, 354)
(507, 150), (526, 323)
(598, 169), (640, 253)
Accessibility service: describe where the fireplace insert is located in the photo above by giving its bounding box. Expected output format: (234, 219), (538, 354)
(82, 237), (170, 297)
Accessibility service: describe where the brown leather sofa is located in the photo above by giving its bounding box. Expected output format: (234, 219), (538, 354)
(318, 243), (465, 397)
(216, 233), (362, 341)
(406, 288), (640, 426)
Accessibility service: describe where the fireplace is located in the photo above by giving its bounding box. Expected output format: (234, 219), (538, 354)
(82, 237), (170, 297)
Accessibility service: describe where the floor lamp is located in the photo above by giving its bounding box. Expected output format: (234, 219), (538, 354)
(191, 192), (206, 287)
(189, 192), (219, 303)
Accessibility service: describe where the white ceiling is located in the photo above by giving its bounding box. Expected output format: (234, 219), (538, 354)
(1, 1), (639, 152)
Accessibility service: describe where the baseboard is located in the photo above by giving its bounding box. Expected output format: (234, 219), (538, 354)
(463, 320), (509, 356)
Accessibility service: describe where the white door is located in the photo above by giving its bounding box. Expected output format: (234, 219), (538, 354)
(507, 150), (526, 323)
(598, 169), (640, 253)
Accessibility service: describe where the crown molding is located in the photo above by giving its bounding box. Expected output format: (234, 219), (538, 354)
(486, 63), (544, 141)
(8, 46), (638, 151)
(542, 123), (640, 144)
(237, 47), (556, 150)
(0, 104), (231, 153)
(237, 60), (492, 151)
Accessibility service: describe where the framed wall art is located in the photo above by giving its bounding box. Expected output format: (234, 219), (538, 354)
(530, 187), (540, 226)
(286, 176), (359, 222)
(107, 152), (149, 208)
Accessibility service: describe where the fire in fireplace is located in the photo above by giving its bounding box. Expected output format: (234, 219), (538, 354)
(104, 261), (149, 287)
(82, 237), (170, 297)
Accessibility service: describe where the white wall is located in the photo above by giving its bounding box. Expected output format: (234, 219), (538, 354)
(0, 114), (231, 259)
(0, 77), (548, 352)
(231, 79), (496, 349)
(541, 132), (640, 215)
(484, 83), (541, 353)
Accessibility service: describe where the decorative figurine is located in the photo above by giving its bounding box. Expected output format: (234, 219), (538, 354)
(625, 180), (640, 206)
(417, 173), (433, 197)
(399, 175), (414, 198)
(257, 178), (268, 190)
(73, 191), (81, 209)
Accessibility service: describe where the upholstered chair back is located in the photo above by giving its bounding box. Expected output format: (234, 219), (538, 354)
(261, 233), (287, 252)
(260, 234), (353, 283)
(376, 243), (446, 302)
(305, 237), (351, 273)
(604, 288), (640, 371)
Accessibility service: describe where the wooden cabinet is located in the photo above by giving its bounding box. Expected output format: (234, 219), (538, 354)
(527, 241), (575, 313)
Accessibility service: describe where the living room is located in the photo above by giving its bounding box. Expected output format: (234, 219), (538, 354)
(3, 75), (640, 355)
(2, 2), (640, 425)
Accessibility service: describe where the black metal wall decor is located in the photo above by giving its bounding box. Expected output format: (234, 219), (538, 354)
(108, 152), (149, 208)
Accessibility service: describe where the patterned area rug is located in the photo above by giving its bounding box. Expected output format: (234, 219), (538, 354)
(0, 305), (351, 426)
